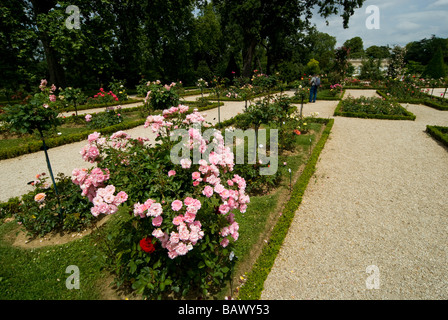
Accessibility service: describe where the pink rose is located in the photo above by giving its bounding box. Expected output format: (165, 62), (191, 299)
(178, 225), (190, 241)
(173, 215), (184, 226)
(180, 158), (192, 169)
(168, 170), (176, 177)
(184, 197), (194, 206)
(49, 95), (56, 102)
(152, 215), (163, 227)
(152, 228), (164, 239)
(175, 242), (188, 256)
(192, 172), (201, 180)
(220, 238), (229, 248)
(184, 211), (196, 223)
(169, 232), (180, 244)
(171, 200), (183, 212)
(88, 132), (100, 142)
(148, 202), (163, 217)
(219, 204), (230, 215)
(202, 185), (213, 198)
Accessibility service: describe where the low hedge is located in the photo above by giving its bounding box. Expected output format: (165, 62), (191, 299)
(426, 125), (448, 148)
(333, 99), (416, 121)
(237, 118), (334, 300)
(0, 102), (225, 160)
(60, 98), (143, 113)
(376, 90), (448, 111)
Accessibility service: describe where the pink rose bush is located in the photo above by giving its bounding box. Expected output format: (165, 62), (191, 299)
(72, 166), (128, 217)
(72, 103), (250, 298)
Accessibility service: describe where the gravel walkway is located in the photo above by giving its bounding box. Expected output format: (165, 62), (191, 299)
(261, 90), (448, 299)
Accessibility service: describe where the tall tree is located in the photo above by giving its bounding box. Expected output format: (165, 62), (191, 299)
(29, 0), (67, 88)
(343, 36), (364, 59)
(0, 0), (43, 91)
(214, 0), (365, 78)
(422, 46), (447, 79)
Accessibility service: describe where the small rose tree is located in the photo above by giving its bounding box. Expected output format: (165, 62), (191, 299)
(73, 104), (249, 298)
(4, 80), (63, 217)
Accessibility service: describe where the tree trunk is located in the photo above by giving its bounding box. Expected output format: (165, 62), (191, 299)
(242, 37), (258, 78)
(30, 0), (67, 88)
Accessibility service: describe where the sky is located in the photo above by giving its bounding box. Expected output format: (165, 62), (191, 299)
(310, 0), (448, 48)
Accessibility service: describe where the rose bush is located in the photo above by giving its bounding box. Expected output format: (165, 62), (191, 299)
(15, 172), (98, 237)
(72, 104), (250, 298)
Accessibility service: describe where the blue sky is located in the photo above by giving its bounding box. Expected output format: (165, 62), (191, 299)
(310, 0), (448, 48)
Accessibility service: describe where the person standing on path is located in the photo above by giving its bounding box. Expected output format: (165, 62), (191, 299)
(309, 74), (321, 103)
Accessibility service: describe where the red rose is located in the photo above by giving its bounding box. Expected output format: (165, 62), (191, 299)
(139, 237), (156, 253)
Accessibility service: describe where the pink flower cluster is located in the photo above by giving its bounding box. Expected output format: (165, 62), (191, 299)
(135, 197), (205, 259)
(184, 110), (207, 125)
(177, 129), (249, 247)
(91, 185), (128, 216)
(80, 131), (133, 164)
(72, 167), (110, 202)
(162, 105), (189, 117)
(72, 168), (127, 216)
(144, 114), (173, 133)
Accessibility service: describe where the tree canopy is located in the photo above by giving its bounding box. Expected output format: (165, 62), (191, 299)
(7, 0), (418, 93)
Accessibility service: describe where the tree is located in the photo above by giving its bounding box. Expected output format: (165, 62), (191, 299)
(421, 46), (447, 79)
(365, 45), (390, 59)
(405, 36), (448, 66)
(214, 0), (366, 78)
(306, 58), (320, 75)
(304, 28), (336, 73)
(0, 0), (44, 91)
(387, 45), (407, 79)
(359, 58), (383, 80)
(343, 36), (364, 59)
(29, 0), (67, 88)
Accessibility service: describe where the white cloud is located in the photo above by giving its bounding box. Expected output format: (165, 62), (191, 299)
(428, 0), (448, 8)
(310, 0), (448, 48)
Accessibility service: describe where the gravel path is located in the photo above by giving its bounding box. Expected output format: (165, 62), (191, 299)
(261, 90), (448, 299)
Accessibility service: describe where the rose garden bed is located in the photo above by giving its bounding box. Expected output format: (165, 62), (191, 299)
(334, 96), (416, 120)
(0, 91), (333, 300)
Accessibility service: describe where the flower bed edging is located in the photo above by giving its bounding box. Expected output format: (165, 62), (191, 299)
(426, 125), (448, 148)
(376, 90), (448, 111)
(237, 118), (334, 300)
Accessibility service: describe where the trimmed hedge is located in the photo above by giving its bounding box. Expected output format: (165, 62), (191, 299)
(0, 102), (224, 160)
(237, 118), (334, 300)
(426, 125), (448, 148)
(333, 99), (416, 121)
(60, 98), (144, 113)
(376, 90), (448, 111)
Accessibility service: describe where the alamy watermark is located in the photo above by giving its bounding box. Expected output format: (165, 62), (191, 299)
(366, 265), (380, 289)
(65, 5), (81, 30)
(65, 265), (80, 289)
(365, 5), (380, 30)
(169, 126), (279, 176)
